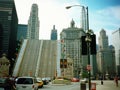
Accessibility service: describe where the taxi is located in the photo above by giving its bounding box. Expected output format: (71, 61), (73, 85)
(36, 78), (43, 88)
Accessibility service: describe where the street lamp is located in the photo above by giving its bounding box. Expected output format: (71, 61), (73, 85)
(66, 5), (92, 90)
(66, 5), (89, 32)
(66, 5), (83, 9)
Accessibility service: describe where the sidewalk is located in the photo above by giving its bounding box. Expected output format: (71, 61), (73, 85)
(92, 80), (120, 90)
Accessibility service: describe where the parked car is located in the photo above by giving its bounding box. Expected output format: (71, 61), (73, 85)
(0, 77), (16, 90)
(15, 76), (38, 90)
(36, 78), (43, 88)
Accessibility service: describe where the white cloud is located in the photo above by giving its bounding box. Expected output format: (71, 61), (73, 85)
(97, 6), (120, 20)
(89, 6), (120, 45)
(90, 6), (120, 30)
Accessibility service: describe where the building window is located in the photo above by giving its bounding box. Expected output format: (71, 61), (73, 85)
(8, 16), (11, 20)
(8, 11), (12, 14)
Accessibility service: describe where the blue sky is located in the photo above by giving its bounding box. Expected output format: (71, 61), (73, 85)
(81, 0), (120, 9)
(76, 0), (120, 44)
(14, 0), (120, 44)
(80, 0), (120, 31)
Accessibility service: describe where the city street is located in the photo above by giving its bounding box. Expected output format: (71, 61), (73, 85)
(39, 82), (80, 90)
(39, 80), (120, 90)
(95, 80), (120, 90)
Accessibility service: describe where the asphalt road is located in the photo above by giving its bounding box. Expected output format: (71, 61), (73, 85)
(39, 82), (80, 90)
(39, 80), (120, 90)
(94, 80), (120, 90)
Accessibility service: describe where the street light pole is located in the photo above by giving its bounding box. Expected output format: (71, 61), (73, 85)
(85, 33), (91, 90)
(66, 5), (87, 31)
(86, 6), (91, 90)
(66, 5), (91, 90)
(66, 5), (83, 9)
(86, 7), (89, 32)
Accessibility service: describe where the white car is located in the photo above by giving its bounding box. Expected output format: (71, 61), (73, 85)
(15, 76), (38, 90)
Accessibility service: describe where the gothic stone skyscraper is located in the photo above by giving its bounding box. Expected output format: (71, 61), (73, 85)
(97, 29), (116, 77)
(60, 20), (86, 77)
(27, 3), (39, 39)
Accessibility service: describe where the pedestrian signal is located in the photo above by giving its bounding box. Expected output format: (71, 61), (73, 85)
(64, 59), (67, 68)
(60, 59), (63, 68)
(60, 59), (67, 68)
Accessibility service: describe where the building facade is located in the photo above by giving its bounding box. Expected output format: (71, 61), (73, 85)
(27, 3), (39, 39)
(60, 20), (86, 77)
(112, 28), (120, 76)
(97, 29), (116, 77)
(0, 0), (18, 58)
(51, 25), (57, 40)
(0, 0), (18, 74)
(17, 24), (27, 41)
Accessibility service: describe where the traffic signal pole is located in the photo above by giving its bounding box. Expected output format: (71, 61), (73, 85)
(86, 6), (91, 90)
(87, 38), (91, 90)
(66, 5), (96, 90)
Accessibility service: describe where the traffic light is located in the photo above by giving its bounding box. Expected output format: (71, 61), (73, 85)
(81, 34), (96, 55)
(81, 36), (87, 55)
(64, 59), (67, 68)
(60, 59), (63, 68)
(60, 59), (67, 68)
(90, 35), (96, 54)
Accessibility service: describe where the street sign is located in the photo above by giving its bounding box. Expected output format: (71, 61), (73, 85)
(91, 83), (96, 90)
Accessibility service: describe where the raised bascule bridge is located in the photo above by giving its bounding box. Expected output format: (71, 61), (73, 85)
(13, 39), (57, 80)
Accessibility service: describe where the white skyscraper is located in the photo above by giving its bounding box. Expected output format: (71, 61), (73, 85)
(27, 3), (39, 39)
(112, 28), (120, 75)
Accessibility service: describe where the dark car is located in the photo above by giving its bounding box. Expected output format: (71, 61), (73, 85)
(42, 78), (49, 85)
(0, 77), (16, 90)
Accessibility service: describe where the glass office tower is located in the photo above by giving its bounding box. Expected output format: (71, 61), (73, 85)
(0, 0), (18, 74)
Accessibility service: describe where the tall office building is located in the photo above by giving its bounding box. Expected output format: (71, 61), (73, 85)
(51, 25), (57, 40)
(112, 28), (120, 75)
(27, 3), (39, 39)
(98, 29), (109, 50)
(0, 0), (18, 59)
(97, 29), (116, 77)
(0, 0), (18, 74)
(60, 20), (86, 77)
(17, 24), (27, 41)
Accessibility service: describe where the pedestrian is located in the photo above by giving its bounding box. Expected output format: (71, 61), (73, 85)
(114, 76), (118, 87)
(101, 79), (103, 85)
(100, 75), (103, 85)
